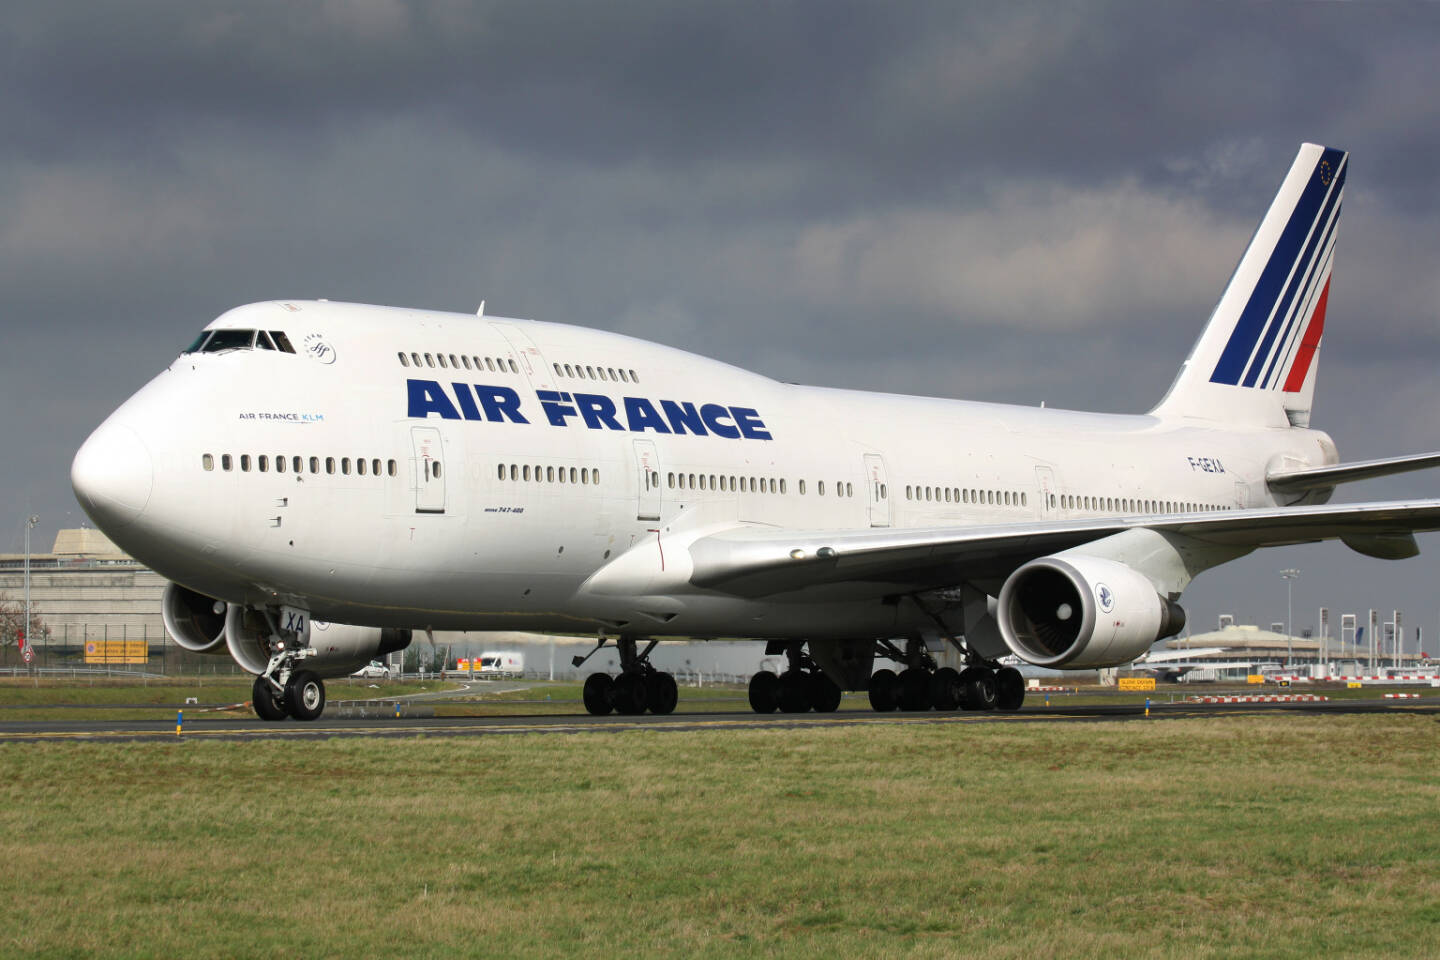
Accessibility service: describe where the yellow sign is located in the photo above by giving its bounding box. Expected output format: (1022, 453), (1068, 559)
(1348, 681), (1363, 689)
(1247, 674), (1265, 684)
(83, 640), (149, 664)
(1119, 677), (1156, 691)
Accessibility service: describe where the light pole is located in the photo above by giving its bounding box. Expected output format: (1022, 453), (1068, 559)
(1280, 569), (1299, 667)
(24, 515), (39, 667)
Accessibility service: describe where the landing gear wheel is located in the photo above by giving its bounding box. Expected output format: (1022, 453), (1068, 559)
(748, 671), (780, 713)
(284, 670), (326, 721)
(868, 669), (900, 712)
(778, 670), (812, 713)
(809, 671), (842, 713)
(583, 673), (614, 716)
(610, 673), (648, 715)
(929, 667), (962, 711)
(646, 672), (679, 715)
(252, 675), (287, 721)
(961, 667), (997, 712)
(995, 666), (1025, 711)
(898, 667), (932, 711)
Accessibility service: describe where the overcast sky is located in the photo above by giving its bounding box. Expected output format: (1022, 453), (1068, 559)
(4, 2), (1439, 647)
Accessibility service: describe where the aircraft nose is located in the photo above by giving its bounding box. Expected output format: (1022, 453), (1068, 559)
(71, 421), (154, 530)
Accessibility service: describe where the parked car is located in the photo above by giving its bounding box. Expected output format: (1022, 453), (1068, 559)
(352, 660), (391, 680)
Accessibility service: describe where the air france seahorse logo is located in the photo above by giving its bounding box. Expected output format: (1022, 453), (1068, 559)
(1096, 583), (1115, 614)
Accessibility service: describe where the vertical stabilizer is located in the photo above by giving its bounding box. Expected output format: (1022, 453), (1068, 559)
(1152, 143), (1346, 427)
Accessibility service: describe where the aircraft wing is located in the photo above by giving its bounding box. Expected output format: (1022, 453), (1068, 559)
(685, 499), (1440, 598)
(1267, 452), (1440, 493)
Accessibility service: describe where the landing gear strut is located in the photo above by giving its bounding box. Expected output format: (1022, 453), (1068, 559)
(579, 637), (678, 717)
(747, 643), (841, 714)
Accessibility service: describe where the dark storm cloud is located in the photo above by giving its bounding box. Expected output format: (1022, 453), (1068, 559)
(3, 1), (1440, 632)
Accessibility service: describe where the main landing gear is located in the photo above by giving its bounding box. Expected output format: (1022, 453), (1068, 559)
(746, 643), (843, 714)
(579, 637), (679, 716)
(867, 652), (1025, 713)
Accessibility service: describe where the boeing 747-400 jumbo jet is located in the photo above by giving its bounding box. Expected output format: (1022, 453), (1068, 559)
(72, 143), (1440, 720)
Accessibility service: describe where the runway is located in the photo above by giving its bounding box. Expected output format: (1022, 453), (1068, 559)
(0, 696), (1433, 743)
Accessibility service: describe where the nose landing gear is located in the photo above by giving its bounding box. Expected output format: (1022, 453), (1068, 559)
(250, 610), (325, 722)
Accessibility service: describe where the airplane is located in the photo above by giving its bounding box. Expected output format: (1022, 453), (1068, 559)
(71, 142), (1440, 721)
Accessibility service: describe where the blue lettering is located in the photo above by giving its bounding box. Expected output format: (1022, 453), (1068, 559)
(407, 379), (461, 420)
(536, 390), (578, 427)
(731, 406), (772, 441)
(475, 385), (529, 424)
(451, 383), (483, 421)
(700, 403), (741, 439)
(624, 396), (672, 434)
(574, 393), (624, 430)
(660, 400), (708, 436)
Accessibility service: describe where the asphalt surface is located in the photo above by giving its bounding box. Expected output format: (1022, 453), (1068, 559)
(0, 696), (1433, 743)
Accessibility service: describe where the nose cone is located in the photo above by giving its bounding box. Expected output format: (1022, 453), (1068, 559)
(72, 421), (154, 530)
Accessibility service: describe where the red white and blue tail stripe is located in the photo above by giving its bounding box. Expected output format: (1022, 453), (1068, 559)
(1153, 143), (1346, 427)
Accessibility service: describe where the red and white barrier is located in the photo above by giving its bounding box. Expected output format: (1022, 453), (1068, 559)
(1189, 694), (1329, 704)
(1383, 693), (1422, 699)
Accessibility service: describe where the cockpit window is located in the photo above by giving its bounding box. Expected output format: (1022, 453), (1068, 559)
(270, 331), (296, 354)
(200, 329), (259, 353)
(256, 330), (276, 350)
(184, 331), (212, 354)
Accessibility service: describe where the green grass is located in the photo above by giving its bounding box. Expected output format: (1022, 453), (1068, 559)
(1, 713), (1436, 958)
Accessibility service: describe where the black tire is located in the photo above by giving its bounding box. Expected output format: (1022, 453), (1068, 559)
(582, 673), (614, 716)
(963, 668), (998, 712)
(778, 670), (812, 713)
(898, 667), (932, 711)
(748, 671), (780, 713)
(995, 666), (1025, 711)
(284, 670), (325, 721)
(252, 675), (287, 721)
(646, 672), (679, 715)
(809, 671), (842, 713)
(868, 668), (900, 712)
(610, 673), (648, 715)
(929, 667), (962, 711)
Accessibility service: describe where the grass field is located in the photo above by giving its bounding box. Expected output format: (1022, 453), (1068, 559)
(2, 712), (1437, 958)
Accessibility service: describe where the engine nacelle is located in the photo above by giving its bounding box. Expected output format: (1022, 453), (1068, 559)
(997, 555), (1186, 669)
(161, 583), (229, 654)
(224, 605), (412, 677)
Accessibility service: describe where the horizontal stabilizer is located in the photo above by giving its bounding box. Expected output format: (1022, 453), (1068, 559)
(1267, 451), (1440, 493)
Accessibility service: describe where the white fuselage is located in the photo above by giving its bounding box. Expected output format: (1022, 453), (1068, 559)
(78, 300), (1335, 641)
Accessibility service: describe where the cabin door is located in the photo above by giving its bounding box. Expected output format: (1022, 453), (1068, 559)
(633, 439), (661, 522)
(863, 454), (891, 527)
(411, 426), (446, 514)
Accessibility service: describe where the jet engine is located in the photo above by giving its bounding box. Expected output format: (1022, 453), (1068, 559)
(160, 583), (229, 654)
(224, 605), (412, 677)
(996, 555), (1186, 669)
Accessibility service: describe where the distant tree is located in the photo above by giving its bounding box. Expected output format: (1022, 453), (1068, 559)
(0, 592), (50, 648)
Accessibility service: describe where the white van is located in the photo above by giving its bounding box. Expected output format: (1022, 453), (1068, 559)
(476, 651), (525, 678)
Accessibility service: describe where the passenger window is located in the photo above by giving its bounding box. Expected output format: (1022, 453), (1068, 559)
(607, 368), (618, 380)
(629, 370), (639, 383)
(779, 479), (787, 494)
(357, 459), (367, 476)
(597, 368), (608, 381)
(508, 359), (518, 373)
(565, 364), (575, 377)
(372, 459), (380, 476)
(424, 353), (435, 367)
(202, 454), (214, 471)
(546, 466), (555, 483)
(449, 354), (459, 368)
(582, 468), (590, 484)
(432, 462), (441, 478)
(398, 352), (410, 367)
(570, 467), (578, 483)
(770, 479), (777, 494)
(554, 363), (563, 376)
(326, 457), (335, 475)
(668, 472), (675, 489)
(341, 458), (351, 475)
(485, 358), (496, 372)
(276, 456), (286, 474)
(437, 354), (448, 369)
(498, 464), (506, 480)
(240, 455), (251, 472)
(586, 365), (596, 379)
(411, 353), (422, 367)
(523, 465), (531, 481)
(618, 369), (629, 383)
(221, 454), (232, 471)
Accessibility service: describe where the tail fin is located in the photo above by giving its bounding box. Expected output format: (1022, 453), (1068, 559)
(1152, 142), (1346, 427)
